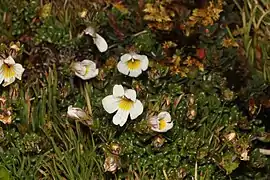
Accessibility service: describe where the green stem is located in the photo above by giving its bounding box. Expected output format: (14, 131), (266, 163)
(225, 26), (235, 40)
(84, 81), (92, 117)
(232, 0), (241, 11)
(255, 10), (270, 30)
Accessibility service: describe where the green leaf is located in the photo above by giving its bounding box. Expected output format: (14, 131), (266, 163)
(220, 152), (240, 175)
(0, 166), (10, 180)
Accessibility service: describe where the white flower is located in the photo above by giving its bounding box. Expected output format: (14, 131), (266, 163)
(0, 56), (25, 87)
(84, 26), (108, 53)
(67, 105), (89, 120)
(117, 53), (149, 77)
(102, 84), (143, 126)
(149, 111), (173, 132)
(73, 60), (99, 80)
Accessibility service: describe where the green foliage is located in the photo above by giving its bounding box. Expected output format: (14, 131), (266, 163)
(34, 18), (71, 47)
(0, 129), (48, 179)
(40, 122), (104, 179)
(0, 166), (10, 180)
(233, 0), (270, 82)
(132, 30), (158, 52)
(0, 0), (39, 38)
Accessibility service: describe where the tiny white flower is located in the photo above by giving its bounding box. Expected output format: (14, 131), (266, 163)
(0, 56), (25, 87)
(117, 52), (149, 77)
(84, 26), (108, 53)
(149, 111), (173, 132)
(102, 84), (143, 126)
(73, 60), (99, 80)
(67, 105), (89, 120)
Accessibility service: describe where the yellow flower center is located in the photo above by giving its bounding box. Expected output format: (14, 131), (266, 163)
(159, 119), (167, 130)
(2, 64), (15, 78)
(127, 59), (141, 70)
(84, 65), (90, 76)
(118, 98), (134, 111)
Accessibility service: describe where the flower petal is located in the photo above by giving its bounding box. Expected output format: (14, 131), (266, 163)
(89, 69), (99, 79)
(152, 122), (173, 132)
(129, 69), (142, 77)
(84, 26), (95, 36)
(112, 109), (130, 126)
(124, 89), (136, 101)
(149, 116), (159, 129)
(151, 127), (164, 132)
(73, 62), (86, 73)
(67, 105), (78, 119)
(73, 62), (86, 79)
(0, 66), (4, 84)
(140, 55), (149, 71)
(117, 61), (129, 75)
(102, 95), (120, 114)
(4, 56), (15, 65)
(131, 54), (142, 60)
(158, 111), (171, 122)
(81, 60), (97, 68)
(2, 77), (15, 87)
(113, 84), (125, 97)
(131, 53), (148, 71)
(67, 105), (88, 119)
(73, 60), (98, 80)
(13, 64), (25, 80)
(129, 100), (143, 120)
(162, 122), (173, 132)
(93, 33), (108, 52)
(75, 72), (86, 80)
(120, 53), (132, 63)
(84, 67), (99, 80)
(166, 122), (174, 130)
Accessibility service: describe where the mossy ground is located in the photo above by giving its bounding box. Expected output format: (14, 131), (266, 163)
(0, 0), (270, 179)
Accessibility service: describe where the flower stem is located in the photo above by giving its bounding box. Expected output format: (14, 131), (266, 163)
(84, 81), (92, 117)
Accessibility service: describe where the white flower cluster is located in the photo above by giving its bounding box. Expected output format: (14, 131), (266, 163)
(67, 26), (173, 132)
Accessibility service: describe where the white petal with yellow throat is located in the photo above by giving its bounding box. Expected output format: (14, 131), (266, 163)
(113, 84), (125, 97)
(102, 95), (120, 114)
(130, 100), (143, 120)
(0, 56), (25, 87)
(158, 111), (171, 122)
(102, 84), (144, 126)
(73, 60), (98, 80)
(113, 109), (129, 126)
(124, 89), (136, 102)
(117, 61), (129, 75)
(117, 53), (149, 77)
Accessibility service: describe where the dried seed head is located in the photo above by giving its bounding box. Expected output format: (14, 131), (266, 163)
(152, 135), (165, 148)
(240, 150), (249, 161)
(187, 108), (197, 120)
(110, 142), (122, 155)
(224, 132), (236, 141)
(188, 94), (195, 106)
(104, 154), (120, 173)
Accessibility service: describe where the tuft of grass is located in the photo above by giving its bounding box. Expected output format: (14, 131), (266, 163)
(40, 120), (104, 180)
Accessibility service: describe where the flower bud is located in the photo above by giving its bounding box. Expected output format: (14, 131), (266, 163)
(72, 60), (99, 80)
(152, 135), (165, 148)
(0, 109), (12, 124)
(104, 154), (120, 173)
(110, 142), (121, 155)
(67, 106), (89, 120)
